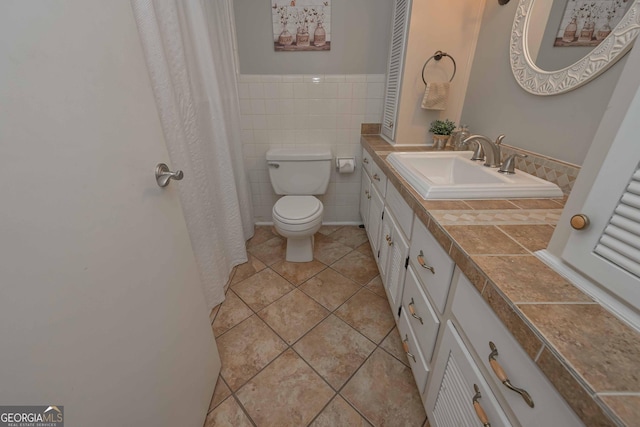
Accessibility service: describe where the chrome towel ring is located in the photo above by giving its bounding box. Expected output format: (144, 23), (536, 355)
(421, 50), (457, 84)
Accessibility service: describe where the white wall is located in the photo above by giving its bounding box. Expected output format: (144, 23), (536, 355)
(239, 74), (385, 223)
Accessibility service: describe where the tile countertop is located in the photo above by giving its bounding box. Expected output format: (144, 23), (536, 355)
(361, 135), (640, 427)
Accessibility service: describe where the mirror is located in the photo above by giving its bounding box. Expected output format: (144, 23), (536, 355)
(510, 0), (640, 95)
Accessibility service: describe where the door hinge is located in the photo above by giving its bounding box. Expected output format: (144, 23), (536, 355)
(404, 256), (409, 269)
(397, 305), (402, 317)
(377, 250), (380, 258)
(381, 211), (385, 220)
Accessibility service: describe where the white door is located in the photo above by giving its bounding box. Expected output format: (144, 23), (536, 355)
(0, 2), (220, 427)
(562, 82), (640, 315)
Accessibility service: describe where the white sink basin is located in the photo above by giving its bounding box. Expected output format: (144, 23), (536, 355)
(386, 151), (563, 199)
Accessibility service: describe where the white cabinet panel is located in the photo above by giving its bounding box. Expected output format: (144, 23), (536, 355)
(409, 218), (455, 313)
(384, 211), (410, 308)
(370, 160), (388, 198)
(398, 308), (429, 394)
(452, 270), (584, 427)
(386, 182), (413, 238)
(360, 171), (371, 229)
(426, 322), (512, 427)
(368, 184), (385, 259)
(402, 266), (440, 364)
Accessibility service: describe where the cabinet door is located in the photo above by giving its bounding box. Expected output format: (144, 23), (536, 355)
(360, 171), (371, 229)
(426, 322), (512, 427)
(379, 210), (392, 280)
(368, 184), (384, 259)
(381, 0), (411, 141)
(562, 83), (640, 314)
(384, 212), (410, 308)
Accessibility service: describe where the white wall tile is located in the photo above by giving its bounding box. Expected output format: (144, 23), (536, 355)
(240, 73), (385, 224)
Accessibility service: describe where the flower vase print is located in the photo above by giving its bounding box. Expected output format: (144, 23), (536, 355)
(272, 0), (331, 51)
(555, 0), (632, 47)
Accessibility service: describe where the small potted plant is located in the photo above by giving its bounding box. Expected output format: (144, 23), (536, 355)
(429, 119), (456, 149)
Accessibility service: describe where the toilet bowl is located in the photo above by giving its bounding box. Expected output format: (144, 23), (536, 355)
(272, 196), (323, 262)
(266, 147), (332, 263)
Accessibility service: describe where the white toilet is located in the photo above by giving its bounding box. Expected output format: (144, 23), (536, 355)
(266, 147), (332, 262)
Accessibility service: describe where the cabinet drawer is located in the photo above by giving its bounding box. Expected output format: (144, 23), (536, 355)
(426, 321), (512, 427)
(385, 182), (413, 238)
(452, 270), (584, 427)
(370, 160), (387, 197)
(409, 218), (455, 314)
(398, 309), (429, 394)
(362, 148), (373, 176)
(402, 266), (440, 363)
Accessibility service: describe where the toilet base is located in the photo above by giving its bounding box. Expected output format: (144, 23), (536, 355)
(285, 235), (315, 262)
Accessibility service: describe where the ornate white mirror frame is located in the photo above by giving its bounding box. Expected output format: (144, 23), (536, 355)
(510, 0), (640, 96)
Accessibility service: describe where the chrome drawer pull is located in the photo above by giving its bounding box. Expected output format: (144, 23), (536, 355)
(385, 234), (393, 246)
(489, 342), (535, 408)
(408, 298), (423, 324)
(417, 250), (435, 274)
(472, 384), (491, 427)
(373, 173), (381, 181)
(363, 157), (369, 164)
(402, 335), (417, 363)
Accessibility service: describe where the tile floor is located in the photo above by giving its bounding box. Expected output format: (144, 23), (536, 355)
(205, 225), (429, 427)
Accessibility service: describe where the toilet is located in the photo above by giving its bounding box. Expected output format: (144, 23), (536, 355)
(266, 147), (332, 262)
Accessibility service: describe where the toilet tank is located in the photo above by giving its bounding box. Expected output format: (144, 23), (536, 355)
(266, 148), (332, 195)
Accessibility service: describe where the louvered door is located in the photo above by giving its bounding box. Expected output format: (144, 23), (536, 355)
(381, 0), (411, 141)
(563, 83), (640, 314)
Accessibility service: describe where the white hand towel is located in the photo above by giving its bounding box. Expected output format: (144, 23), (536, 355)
(421, 82), (450, 110)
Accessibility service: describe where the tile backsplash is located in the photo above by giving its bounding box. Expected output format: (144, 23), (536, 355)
(239, 74), (385, 223)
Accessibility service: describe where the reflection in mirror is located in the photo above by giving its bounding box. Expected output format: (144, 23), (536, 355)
(510, 0), (640, 95)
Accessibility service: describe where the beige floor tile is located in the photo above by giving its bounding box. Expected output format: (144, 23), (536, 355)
(204, 396), (253, 427)
(248, 236), (286, 265)
(258, 289), (329, 344)
(247, 226), (277, 249)
(212, 290), (254, 337)
(208, 376), (232, 413)
(294, 315), (375, 389)
(341, 349), (426, 427)
(331, 250), (379, 285)
(318, 225), (342, 236)
(271, 259), (326, 286)
(355, 241), (374, 257)
(209, 304), (221, 325)
(236, 349), (335, 427)
(380, 327), (409, 367)
(365, 275), (386, 298)
(335, 288), (395, 343)
(329, 226), (369, 249)
(310, 395), (371, 427)
(299, 268), (362, 311)
(313, 234), (354, 265)
(232, 268), (294, 311)
(231, 254), (267, 285)
(217, 314), (287, 391)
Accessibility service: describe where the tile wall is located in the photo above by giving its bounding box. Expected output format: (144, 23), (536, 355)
(238, 74), (386, 223)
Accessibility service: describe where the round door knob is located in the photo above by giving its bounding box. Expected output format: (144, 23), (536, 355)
(570, 214), (590, 230)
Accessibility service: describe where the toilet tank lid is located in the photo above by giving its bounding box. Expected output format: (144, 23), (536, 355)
(266, 147), (332, 161)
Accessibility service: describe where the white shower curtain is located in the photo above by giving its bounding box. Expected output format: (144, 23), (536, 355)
(131, 0), (254, 309)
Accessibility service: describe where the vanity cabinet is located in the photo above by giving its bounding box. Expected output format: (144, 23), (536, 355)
(451, 271), (583, 427)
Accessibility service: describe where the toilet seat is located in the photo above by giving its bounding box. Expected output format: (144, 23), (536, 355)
(273, 196), (322, 225)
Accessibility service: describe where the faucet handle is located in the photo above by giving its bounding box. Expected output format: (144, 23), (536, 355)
(495, 134), (506, 146)
(498, 154), (527, 174)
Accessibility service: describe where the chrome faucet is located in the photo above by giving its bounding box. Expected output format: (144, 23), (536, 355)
(462, 134), (505, 168)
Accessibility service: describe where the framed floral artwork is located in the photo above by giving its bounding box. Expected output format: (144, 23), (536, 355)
(272, 0), (331, 51)
(554, 0), (633, 46)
